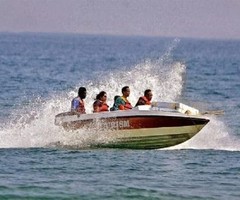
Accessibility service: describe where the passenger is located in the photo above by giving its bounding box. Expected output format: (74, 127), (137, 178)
(110, 95), (120, 111)
(135, 89), (153, 106)
(71, 87), (87, 114)
(93, 91), (109, 112)
(112, 86), (132, 111)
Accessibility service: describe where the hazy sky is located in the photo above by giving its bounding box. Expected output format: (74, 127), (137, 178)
(1, 0), (240, 39)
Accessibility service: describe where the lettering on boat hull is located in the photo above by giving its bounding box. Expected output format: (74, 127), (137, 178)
(100, 119), (130, 130)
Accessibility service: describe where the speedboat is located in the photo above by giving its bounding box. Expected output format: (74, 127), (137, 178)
(54, 102), (209, 149)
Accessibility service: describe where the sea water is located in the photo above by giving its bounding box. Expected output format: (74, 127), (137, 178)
(0, 33), (240, 199)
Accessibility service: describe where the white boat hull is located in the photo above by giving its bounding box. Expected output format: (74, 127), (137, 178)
(55, 104), (209, 149)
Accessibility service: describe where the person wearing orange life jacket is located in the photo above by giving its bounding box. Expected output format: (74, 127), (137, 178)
(112, 86), (133, 111)
(93, 91), (109, 112)
(135, 89), (153, 106)
(71, 87), (87, 114)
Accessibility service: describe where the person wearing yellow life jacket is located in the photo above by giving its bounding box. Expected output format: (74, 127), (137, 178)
(71, 87), (87, 114)
(93, 91), (109, 112)
(135, 89), (153, 106)
(111, 86), (133, 111)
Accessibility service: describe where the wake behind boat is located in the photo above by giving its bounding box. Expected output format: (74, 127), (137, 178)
(54, 102), (210, 149)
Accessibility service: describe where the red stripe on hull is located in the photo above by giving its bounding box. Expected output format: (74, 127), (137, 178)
(62, 115), (209, 131)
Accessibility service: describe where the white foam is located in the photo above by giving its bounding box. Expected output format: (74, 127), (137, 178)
(166, 116), (240, 151)
(1, 38), (238, 151)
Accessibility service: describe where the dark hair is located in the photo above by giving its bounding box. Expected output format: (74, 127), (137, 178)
(96, 91), (106, 100)
(144, 89), (152, 96)
(122, 86), (129, 93)
(78, 87), (86, 96)
(114, 95), (120, 101)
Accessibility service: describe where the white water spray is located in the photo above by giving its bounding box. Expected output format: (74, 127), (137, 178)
(0, 38), (239, 151)
(167, 116), (240, 151)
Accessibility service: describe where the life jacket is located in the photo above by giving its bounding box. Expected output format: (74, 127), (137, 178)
(100, 102), (109, 112)
(141, 96), (151, 105)
(135, 96), (151, 106)
(93, 100), (109, 112)
(71, 97), (86, 114)
(119, 96), (132, 110)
